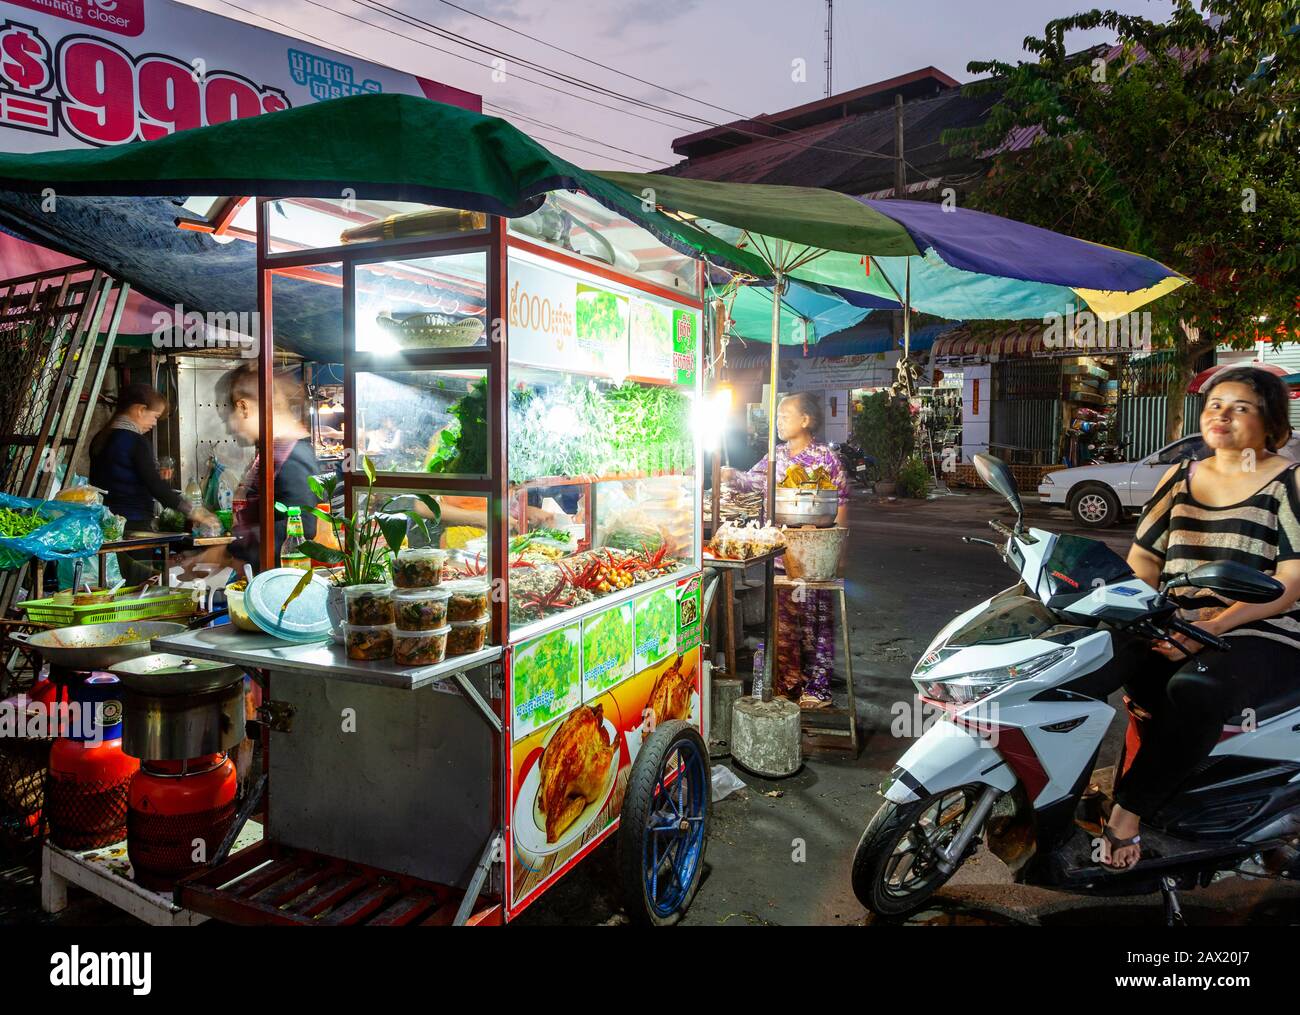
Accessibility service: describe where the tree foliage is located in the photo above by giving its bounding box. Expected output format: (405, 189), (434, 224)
(945, 2), (1300, 438)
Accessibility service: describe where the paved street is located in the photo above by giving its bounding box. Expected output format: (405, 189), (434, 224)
(6, 490), (1299, 927)
(527, 489), (1300, 927)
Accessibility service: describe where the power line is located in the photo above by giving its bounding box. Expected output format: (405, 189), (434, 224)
(209, 0), (669, 166)
(481, 100), (662, 166)
(345, 0), (901, 161)
(430, 0), (769, 124)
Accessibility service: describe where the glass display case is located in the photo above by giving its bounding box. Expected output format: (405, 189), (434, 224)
(504, 247), (702, 640)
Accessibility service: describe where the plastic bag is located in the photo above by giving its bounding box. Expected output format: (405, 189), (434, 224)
(0, 492), (104, 571)
(711, 764), (747, 802)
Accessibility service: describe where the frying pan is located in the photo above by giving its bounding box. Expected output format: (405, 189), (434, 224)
(9, 621), (186, 671)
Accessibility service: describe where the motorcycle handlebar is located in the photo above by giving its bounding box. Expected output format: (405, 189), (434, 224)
(1166, 616), (1232, 654)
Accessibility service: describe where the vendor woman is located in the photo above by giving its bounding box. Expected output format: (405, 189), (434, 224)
(89, 383), (214, 581)
(215, 364), (320, 569)
(723, 391), (849, 709)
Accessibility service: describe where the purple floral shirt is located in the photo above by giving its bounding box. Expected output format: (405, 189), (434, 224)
(734, 442), (849, 506)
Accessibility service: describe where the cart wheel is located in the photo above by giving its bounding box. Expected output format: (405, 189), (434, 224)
(617, 719), (710, 926)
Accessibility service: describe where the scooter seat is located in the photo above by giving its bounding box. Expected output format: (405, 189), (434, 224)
(1224, 684), (1300, 729)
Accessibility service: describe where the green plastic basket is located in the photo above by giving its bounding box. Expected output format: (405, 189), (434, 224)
(19, 590), (196, 627)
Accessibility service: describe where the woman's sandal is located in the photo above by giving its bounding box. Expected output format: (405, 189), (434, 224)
(798, 693), (832, 710)
(1100, 824), (1142, 869)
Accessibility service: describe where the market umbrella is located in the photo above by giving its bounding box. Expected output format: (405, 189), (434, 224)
(596, 172), (1189, 703)
(719, 279), (897, 347)
(0, 93), (768, 279)
(1188, 361), (1300, 398)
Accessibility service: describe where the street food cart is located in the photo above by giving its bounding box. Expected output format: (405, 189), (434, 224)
(0, 94), (750, 924)
(154, 187), (712, 925)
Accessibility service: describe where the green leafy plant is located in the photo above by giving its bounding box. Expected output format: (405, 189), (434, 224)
(944, 2), (1300, 441)
(293, 456), (441, 590)
(427, 378), (488, 476)
(897, 455), (932, 499)
(853, 392), (914, 484)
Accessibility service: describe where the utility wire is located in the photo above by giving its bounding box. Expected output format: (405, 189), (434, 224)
(210, 0), (665, 166)
(345, 0), (901, 161)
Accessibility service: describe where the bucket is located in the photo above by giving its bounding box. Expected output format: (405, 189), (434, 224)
(781, 527), (848, 582)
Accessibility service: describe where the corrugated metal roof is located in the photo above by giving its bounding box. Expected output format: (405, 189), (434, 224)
(664, 88), (1000, 195)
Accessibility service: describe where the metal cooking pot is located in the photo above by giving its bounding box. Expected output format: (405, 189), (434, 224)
(109, 655), (246, 760)
(774, 488), (839, 528)
(10, 621), (187, 671)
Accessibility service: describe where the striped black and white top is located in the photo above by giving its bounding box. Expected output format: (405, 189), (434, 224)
(1136, 458), (1300, 649)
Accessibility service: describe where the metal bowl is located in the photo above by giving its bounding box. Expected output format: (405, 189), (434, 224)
(10, 621), (187, 671)
(774, 488), (839, 528)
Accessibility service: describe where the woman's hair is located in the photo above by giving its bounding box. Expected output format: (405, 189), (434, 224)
(115, 382), (167, 417)
(216, 363), (306, 418)
(782, 391), (824, 437)
(89, 383), (166, 454)
(1203, 366), (1293, 452)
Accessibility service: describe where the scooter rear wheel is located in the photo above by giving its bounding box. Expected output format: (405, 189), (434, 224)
(852, 785), (983, 919)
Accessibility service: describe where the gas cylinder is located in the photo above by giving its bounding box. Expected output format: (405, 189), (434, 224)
(128, 753), (237, 891)
(46, 674), (139, 850)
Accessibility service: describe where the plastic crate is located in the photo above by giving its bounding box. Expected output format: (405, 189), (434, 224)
(18, 590), (196, 626)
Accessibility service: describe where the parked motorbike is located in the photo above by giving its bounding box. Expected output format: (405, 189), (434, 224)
(836, 441), (874, 489)
(852, 453), (1300, 924)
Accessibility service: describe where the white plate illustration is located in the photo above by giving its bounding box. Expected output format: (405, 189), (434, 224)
(513, 716), (619, 857)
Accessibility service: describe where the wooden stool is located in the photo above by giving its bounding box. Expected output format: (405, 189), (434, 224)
(774, 577), (859, 756)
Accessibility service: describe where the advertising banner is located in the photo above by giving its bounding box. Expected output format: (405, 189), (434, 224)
(507, 638), (702, 916)
(0, 0), (478, 152)
(508, 252), (698, 385)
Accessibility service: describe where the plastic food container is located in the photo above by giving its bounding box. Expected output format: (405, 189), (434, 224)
(447, 616), (489, 656)
(224, 586), (261, 633)
(393, 587), (451, 631)
(393, 626), (450, 666)
(344, 583), (394, 626)
(345, 623), (394, 661)
(443, 579), (490, 623)
(391, 547), (448, 589)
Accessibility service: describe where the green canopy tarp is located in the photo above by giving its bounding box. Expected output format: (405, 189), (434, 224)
(0, 92), (767, 277)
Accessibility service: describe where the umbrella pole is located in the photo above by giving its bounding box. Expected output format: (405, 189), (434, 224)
(763, 252), (783, 705)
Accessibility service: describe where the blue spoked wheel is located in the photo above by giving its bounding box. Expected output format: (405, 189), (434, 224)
(617, 719), (710, 926)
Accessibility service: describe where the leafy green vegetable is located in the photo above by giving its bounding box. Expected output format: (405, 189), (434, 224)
(0, 507), (48, 538)
(582, 604), (633, 695)
(507, 379), (692, 482)
(512, 626), (581, 731)
(427, 378), (488, 476)
(634, 587), (676, 668)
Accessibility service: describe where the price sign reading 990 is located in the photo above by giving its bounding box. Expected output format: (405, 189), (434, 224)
(0, 23), (289, 145)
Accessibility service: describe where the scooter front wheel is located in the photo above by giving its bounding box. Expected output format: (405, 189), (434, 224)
(852, 785), (984, 919)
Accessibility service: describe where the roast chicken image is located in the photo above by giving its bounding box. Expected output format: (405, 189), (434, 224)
(539, 704), (616, 843)
(647, 655), (693, 724)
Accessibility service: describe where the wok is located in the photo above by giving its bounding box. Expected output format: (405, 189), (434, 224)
(108, 654), (246, 697)
(10, 621), (187, 671)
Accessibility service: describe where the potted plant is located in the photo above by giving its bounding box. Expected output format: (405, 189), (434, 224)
(853, 392), (914, 497)
(290, 457), (441, 640)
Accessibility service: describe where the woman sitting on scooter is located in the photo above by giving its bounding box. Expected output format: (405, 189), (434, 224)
(1104, 367), (1300, 868)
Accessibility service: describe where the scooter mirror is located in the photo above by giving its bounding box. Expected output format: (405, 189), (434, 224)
(973, 453), (1024, 523)
(1173, 560), (1285, 605)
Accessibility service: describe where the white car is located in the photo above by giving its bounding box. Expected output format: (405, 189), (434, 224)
(1038, 433), (1300, 527)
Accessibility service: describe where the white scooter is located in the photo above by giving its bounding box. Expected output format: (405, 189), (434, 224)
(852, 454), (1300, 923)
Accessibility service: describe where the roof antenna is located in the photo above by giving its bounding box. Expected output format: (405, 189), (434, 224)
(824, 0), (834, 97)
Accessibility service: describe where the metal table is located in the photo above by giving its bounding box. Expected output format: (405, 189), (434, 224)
(153, 624), (505, 922)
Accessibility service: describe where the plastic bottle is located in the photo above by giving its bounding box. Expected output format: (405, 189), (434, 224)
(280, 506), (310, 570)
(751, 641), (765, 698)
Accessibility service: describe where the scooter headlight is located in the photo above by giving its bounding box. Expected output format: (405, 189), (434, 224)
(913, 647), (1074, 705)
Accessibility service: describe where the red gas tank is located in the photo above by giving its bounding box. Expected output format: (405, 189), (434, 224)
(46, 675), (138, 851)
(128, 754), (238, 891)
